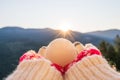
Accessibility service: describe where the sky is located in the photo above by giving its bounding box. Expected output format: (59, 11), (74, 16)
(0, 0), (120, 32)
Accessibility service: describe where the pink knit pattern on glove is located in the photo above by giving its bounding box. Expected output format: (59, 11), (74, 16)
(19, 51), (41, 63)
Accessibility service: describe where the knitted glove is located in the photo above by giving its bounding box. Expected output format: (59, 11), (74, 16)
(64, 45), (120, 80)
(6, 50), (63, 80)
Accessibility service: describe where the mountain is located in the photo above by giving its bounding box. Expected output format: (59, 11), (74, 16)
(0, 26), (114, 45)
(0, 26), (117, 79)
(86, 29), (120, 39)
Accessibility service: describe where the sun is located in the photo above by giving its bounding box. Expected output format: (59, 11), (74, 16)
(60, 27), (70, 32)
(58, 22), (72, 33)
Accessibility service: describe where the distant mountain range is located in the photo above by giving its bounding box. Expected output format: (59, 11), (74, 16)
(0, 26), (120, 79)
(87, 29), (120, 39)
(0, 26), (119, 45)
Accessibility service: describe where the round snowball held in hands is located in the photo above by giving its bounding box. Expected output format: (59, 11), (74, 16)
(45, 38), (77, 67)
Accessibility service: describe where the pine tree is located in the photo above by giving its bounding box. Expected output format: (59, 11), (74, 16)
(114, 35), (120, 70)
(98, 40), (109, 58)
(107, 44), (116, 65)
(114, 35), (120, 53)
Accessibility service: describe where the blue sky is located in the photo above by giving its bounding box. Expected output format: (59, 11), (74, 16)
(0, 0), (120, 32)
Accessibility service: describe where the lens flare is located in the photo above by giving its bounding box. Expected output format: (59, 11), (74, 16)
(55, 24), (75, 41)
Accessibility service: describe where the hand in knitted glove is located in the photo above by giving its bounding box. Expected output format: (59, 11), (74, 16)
(64, 43), (120, 80)
(6, 50), (63, 80)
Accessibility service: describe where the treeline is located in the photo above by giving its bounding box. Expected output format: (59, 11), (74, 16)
(99, 35), (120, 71)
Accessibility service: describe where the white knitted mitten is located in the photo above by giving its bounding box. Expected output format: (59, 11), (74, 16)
(6, 51), (63, 80)
(64, 55), (120, 80)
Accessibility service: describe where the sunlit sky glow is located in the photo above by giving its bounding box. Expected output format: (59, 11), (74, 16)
(0, 0), (120, 32)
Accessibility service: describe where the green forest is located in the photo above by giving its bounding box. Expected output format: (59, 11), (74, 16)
(99, 35), (120, 71)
